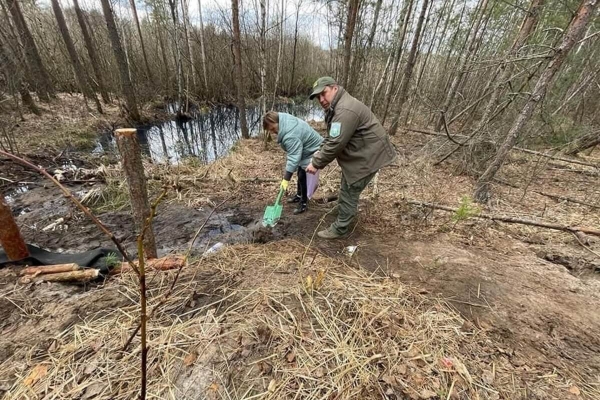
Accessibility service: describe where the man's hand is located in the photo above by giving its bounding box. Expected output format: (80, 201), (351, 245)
(280, 179), (289, 191)
(306, 163), (318, 174)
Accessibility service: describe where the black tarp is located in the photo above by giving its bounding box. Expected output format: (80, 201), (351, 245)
(0, 244), (120, 276)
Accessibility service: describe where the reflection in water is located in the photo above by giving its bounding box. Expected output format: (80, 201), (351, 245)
(3, 185), (29, 205)
(98, 102), (324, 164)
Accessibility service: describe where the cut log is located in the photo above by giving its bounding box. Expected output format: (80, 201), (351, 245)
(110, 255), (185, 275)
(0, 197), (29, 260)
(406, 199), (600, 237)
(20, 268), (99, 284)
(115, 128), (157, 258)
(21, 263), (79, 276)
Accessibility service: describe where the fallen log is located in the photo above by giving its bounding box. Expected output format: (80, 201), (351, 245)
(564, 131), (600, 156)
(110, 255), (185, 275)
(405, 127), (599, 168)
(20, 268), (99, 284)
(493, 178), (599, 209)
(406, 199), (600, 237)
(517, 147), (598, 168)
(21, 263), (79, 276)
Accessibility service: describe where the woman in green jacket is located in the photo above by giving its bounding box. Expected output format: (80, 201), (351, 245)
(263, 111), (323, 214)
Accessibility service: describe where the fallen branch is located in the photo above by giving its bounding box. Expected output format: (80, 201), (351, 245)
(21, 263), (79, 276)
(547, 163), (599, 177)
(240, 177), (280, 183)
(493, 178), (599, 209)
(406, 128), (598, 168)
(517, 147), (597, 168)
(406, 199), (600, 237)
(19, 269), (99, 284)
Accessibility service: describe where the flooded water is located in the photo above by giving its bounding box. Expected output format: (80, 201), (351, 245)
(95, 101), (324, 164)
(4, 185), (29, 206)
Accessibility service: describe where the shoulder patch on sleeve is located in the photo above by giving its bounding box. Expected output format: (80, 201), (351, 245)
(330, 122), (342, 138)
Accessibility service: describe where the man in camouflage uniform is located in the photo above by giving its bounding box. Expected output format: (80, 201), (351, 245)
(307, 76), (397, 239)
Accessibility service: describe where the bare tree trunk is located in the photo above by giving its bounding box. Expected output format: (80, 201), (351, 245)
(289, 0), (301, 94)
(101, 0), (140, 121)
(388, 0), (429, 135)
(232, 0), (249, 139)
(405, 0), (447, 124)
(198, 0), (209, 92)
(351, 0), (382, 94)
(273, 0), (285, 103)
(369, 51), (392, 108)
(115, 129), (157, 258)
(51, 0), (102, 113)
(364, 0), (383, 63)
(181, 0), (196, 93)
(334, 5), (345, 79)
(7, 0), (54, 102)
(129, 0), (154, 82)
(473, 0), (598, 203)
(168, 0), (184, 111)
(155, 16), (172, 96)
(0, 40), (39, 115)
(453, 9), (493, 106)
(439, 0), (468, 94)
(435, 0), (490, 131)
(73, 0), (110, 104)
(0, 197), (29, 261)
(341, 0), (360, 88)
(380, 0), (414, 121)
(259, 0), (267, 116)
(472, 0), (544, 139)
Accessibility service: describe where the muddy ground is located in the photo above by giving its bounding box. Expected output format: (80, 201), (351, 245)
(1, 97), (600, 398)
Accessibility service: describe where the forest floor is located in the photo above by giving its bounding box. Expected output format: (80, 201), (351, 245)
(1, 95), (599, 399)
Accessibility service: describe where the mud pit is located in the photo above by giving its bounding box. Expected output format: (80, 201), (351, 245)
(4, 181), (286, 258)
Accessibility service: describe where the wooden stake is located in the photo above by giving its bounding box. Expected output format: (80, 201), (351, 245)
(0, 197), (29, 260)
(114, 128), (157, 259)
(21, 263), (79, 276)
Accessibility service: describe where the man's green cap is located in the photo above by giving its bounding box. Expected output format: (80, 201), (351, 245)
(309, 76), (337, 99)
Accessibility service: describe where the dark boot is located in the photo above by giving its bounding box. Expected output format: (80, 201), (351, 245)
(287, 194), (302, 203)
(294, 202), (308, 214)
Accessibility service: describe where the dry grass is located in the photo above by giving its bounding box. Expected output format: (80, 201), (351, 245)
(1, 121), (599, 400)
(1, 241), (589, 400)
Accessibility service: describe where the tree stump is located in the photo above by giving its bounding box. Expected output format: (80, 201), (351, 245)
(0, 197), (29, 260)
(115, 128), (157, 258)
